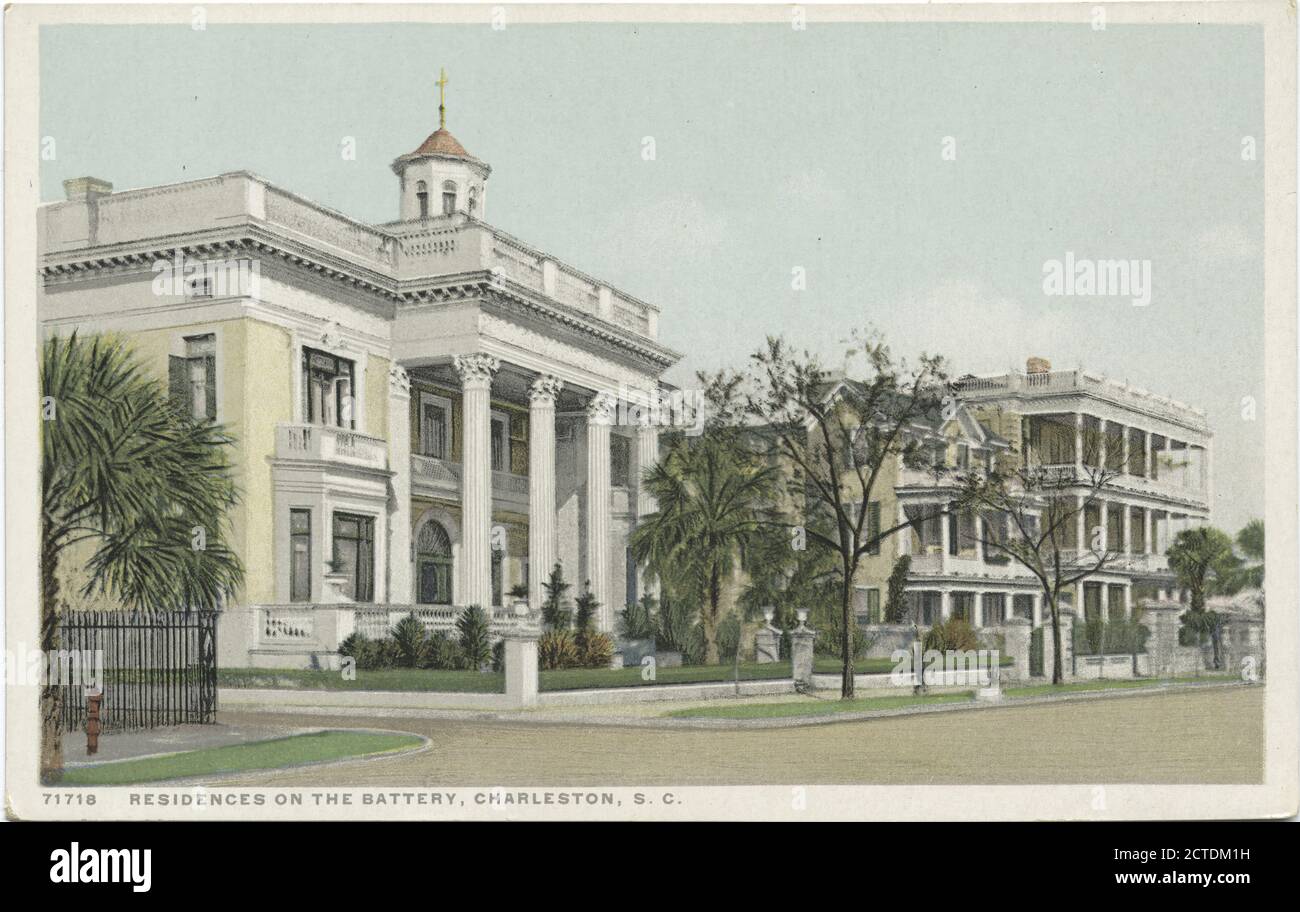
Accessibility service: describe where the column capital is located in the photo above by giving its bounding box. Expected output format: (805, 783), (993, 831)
(586, 391), (618, 426)
(529, 373), (564, 406)
(388, 365), (411, 398)
(454, 353), (500, 390)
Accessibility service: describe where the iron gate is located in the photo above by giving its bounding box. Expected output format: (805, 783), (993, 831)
(58, 610), (218, 733)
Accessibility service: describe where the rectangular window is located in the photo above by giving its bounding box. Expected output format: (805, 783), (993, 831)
(490, 411), (509, 472)
(983, 593), (1006, 625)
(952, 592), (972, 622)
(168, 334), (216, 420)
(921, 592), (938, 626)
(419, 393), (451, 459)
(866, 588), (881, 624)
(332, 512), (374, 603)
(289, 509), (312, 602)
(867, 501), (881, 555)
(303, 347), (355, 429)
(611, 435), (632, 488)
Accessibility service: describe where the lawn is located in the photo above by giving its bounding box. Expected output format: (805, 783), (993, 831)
(218, 662), (795, 693)
(1005, 674), (1239, 699)
(60, 730), (423, 786)
(812, 655), (1014, 675)
(667, 691), (975, 720)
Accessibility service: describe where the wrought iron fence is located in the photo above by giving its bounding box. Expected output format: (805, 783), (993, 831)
(58, 610), (218, 733)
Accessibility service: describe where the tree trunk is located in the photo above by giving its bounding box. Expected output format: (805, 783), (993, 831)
(1048, 594), (1064, 686)
(911, 620), (928, 696)
(840, 558), (854, 699)
(40, 529), (64, 784)
(702, 563), (721, 665)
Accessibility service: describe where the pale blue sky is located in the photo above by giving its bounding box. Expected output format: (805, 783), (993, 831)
(40, 22), (1265, 530)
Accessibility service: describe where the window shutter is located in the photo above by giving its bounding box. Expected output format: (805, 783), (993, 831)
(203, 354), (217, 419)
(169, 355), (189, 412)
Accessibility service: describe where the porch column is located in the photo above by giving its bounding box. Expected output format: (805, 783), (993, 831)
(586, 392), (616, 631)
(1122, 502), (1132, 555)
(940, 589), (952, 621)
(635, 421), (661, 600)
(1143, 507), (1153, 555)
(1120, 425), (1130, 474)
(1074, 413), (1084, 473)
(1099, 582), (1109, 620)
(455, 353), (498, 608)
(1076, 495), (1086, 552)
(897, 502), (910, 557)
(972, 591), (984, 628)
(1099, 500), (1109, 551)
(387, 366), (413, 604)
(527, 374), (563, 611)
(1124, 583), (1133, 619)
(1032, 593), (1043, 627)
(939, 503), (951, 572)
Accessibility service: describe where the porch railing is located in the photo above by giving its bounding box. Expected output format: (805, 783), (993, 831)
(253, 603), (524, 650)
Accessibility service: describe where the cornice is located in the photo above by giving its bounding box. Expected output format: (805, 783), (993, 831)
(41, 229), (681, 374)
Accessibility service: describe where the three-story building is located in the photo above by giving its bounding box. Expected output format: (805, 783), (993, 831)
(39, 106), (680, 668)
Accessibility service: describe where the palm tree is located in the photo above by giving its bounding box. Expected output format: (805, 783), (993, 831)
(1233, 519), (1264, 591)
(630, 432), (779, 665)
(40, 334), (243, 782)
(1166, 526), (1239, 670)
(1166, 526), (1239, 612)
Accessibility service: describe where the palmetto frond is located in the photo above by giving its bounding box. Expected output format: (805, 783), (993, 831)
(41, 333), (243, 612)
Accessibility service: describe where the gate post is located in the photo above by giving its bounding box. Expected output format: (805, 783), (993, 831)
(503, 601), (541, 708)
(85, 690), (103, 756)
(790, 609), (817, 690)
(754, 607), (782, 664)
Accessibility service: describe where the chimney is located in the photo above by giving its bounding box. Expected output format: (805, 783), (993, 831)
(63, 177), (113, 202)
(1026, 356), (1051, 375)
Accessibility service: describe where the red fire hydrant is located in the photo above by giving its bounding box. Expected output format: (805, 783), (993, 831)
(86, 690), (103, 756)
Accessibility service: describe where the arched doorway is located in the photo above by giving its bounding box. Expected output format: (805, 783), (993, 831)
(416, 519), (454, 605)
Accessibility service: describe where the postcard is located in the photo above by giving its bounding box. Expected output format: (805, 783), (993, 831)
(4, 1), (1296, 822)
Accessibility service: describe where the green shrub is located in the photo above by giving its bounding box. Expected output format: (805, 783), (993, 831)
(374, 638), (402, 668)
(541, 563), (573, 631)
(619, 595), (658, 640)
(1075, 617), (1150, 656)
(456, 605), (492, 670)
(423, 631), (463, 670)
(581, 632), (615, 668)
(338, 632), (380, 670)
(884, 556), (912, 622)
(539, 630), (579, 670)
(390, 615), (430, 668)
(924, 616), (980, 653)
(814, 616), (870, 659)
(655, 595), (697, 655)
(573, 586), (601, 656)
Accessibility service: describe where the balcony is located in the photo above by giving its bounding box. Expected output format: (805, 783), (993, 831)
(275, 423), (388, 472)
(410, 454), (530, 511)
(956, 368), (1209, 432)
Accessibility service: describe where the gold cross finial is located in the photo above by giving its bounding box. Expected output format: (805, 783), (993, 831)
(436, 68), (449, 129)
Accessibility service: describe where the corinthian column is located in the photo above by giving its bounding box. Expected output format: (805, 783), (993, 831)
(528, 374), (563, 611)
(387, 365), (413, 604)
(454, 353), (499, 608)
(586, 392), (616, 631)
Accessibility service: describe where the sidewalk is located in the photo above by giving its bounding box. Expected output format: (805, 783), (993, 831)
(62, 721), (317, 766)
